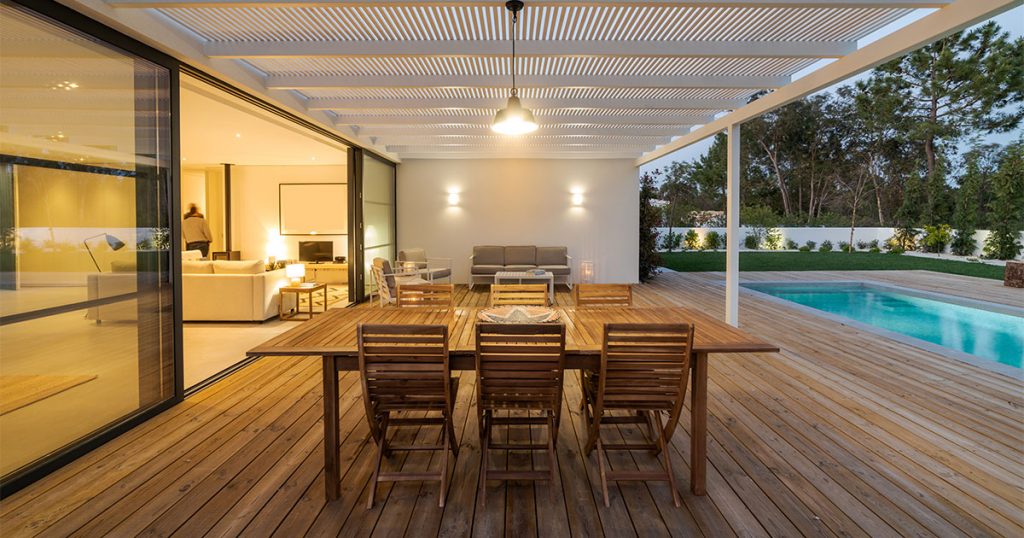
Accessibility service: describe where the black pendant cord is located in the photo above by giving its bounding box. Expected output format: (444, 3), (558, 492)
(510, 9), (518, 96)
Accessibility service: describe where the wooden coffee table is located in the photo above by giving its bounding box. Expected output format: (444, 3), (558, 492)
(279, 283), (328, 320)
(494, 271), (555, 303)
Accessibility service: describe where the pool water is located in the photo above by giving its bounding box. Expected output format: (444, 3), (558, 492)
(742, 282), (1024, 369)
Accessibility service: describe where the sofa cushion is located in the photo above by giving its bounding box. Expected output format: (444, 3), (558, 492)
(398, 248), (427, 263)
(503, 265), (537, 272)
(473, 246), (504, 266)
(182, 250), (203, 261)
(538, 264), (571, 276)
(213, 260), (264, 275)
(537, 246), (567, 266)
(182, 260), (213, 274)
(471, 264), (504, 275)
(427, 268), (452, 279)
(504, 246), (536, 266)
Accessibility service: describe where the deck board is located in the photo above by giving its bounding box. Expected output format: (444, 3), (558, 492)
(3, 270), (1022, 537)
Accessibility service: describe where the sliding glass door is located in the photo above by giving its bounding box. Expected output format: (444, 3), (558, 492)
(0, 3), (177, 490)
(361, 153), (396, 297)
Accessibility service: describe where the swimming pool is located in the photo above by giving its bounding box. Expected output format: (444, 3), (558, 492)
(741, 282), (1023, 371)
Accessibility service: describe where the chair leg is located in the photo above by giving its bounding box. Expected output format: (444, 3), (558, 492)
(440, 418), (450, 508)
(477, 411), (490, 510)
(446, 409), (460, 459)
(644, 411), (660, 456)
(547, 412), (558, 502)
(367, 416), (388, 510)
(596, 434), (610, 508)
(653, 411), (681, 507)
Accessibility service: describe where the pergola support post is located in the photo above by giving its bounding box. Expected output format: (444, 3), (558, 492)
(726, 123), (741, 327)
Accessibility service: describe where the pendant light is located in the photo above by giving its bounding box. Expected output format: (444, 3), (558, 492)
(492, 0), (538, 135)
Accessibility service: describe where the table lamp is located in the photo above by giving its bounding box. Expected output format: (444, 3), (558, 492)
(580, 260), (595, 284)
(83, 233), (126, 272)
(286, 263), (306, 285)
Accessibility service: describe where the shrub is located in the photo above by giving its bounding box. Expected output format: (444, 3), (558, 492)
(661, 230), (683, 252)
(887, 228), (919, 251)
(888, 246), (905, 255)
(983, 142), (1024, 260)
(804, 240), (817, 250)
(684, 229), (701, 251)
(868, 239), (880, 250)
(869, 247), (882, 253)
(856, 240), (869, 250)
(798, 246), (811, 252)
(638, 172), (662, 282)
(744, 234), (760, 249)
(819, 240), (834, 253)
(785, 239), (799, 250)
(921, 224), (953, 254)
(838, 241), (851, 253)
(764, 228), (783, 250)
(950, 232), (977, 256)
(703, 231), (722, 250)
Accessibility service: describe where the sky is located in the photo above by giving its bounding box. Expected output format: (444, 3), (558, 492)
(640, 6), (1024, 176)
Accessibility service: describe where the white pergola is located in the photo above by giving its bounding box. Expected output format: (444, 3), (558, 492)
(70, 0), (1020, 324)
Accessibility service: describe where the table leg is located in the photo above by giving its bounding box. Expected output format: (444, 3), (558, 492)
(690, 352), (708, 495)
(548, 278), (554, 304)
(323, 355), (341, 501)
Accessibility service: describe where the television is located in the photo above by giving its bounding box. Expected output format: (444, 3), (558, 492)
(298, 241), (333, 263)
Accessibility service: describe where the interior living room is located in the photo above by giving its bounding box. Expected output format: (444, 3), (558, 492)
(178, 74), (355, 388)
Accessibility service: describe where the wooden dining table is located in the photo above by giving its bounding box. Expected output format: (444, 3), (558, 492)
(247, 305), (779, 502)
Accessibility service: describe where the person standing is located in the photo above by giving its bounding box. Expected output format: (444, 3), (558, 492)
(182, 203), (213, 257)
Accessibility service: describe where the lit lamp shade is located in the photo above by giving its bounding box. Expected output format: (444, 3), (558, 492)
(491, 95), (538, 135)
(285, 263), (306, 285)
(580, 260), (595, 284)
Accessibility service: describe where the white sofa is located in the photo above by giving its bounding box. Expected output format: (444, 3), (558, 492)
(182, 260), (294, 321)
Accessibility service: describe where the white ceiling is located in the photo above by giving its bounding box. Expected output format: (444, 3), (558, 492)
(180, 76), (348, 166)
(83, 1), (953, 159)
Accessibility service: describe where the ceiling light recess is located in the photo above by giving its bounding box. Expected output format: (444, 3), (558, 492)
(491, 0), (538, 136)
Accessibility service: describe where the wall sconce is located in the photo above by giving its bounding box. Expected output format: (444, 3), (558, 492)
(447, 192), (460, 206)
(571, 193), (584, 206)
(580, 260), (595, 284)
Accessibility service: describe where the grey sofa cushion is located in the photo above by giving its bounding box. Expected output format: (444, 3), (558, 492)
(504, 264), (537, 272)
(537, 246), (567, 266)
(471, 264), (504, 275)
(473, 245), (504, 266)
(538, 264), (571, 276)
(427, 268), (452, 279)
(398, 248), (427, 263)
(504, 245), (537, 266)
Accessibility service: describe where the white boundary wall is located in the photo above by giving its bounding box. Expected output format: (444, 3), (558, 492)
(656, 227), (1009, 257)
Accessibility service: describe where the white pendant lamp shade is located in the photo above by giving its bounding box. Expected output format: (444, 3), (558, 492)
(492, 93), (538, 135)
(491, 1), (537, 136)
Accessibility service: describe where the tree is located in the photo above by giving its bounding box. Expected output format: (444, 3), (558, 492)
(983, 141), (1024, 260)
(859, 22), (1024, 181)
(639, 171), (663, 281)
(950, 146), (992, 256)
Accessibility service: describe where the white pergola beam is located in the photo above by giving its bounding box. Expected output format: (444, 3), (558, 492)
(107, 1), (953, 8)
(398, 151), (643, 160)
(269, 74), (789, 90)
(307, 97), (745, 111)
(637, 0), (1023, 165)
(357, 126), (692, 136)
(206, 39), (854, 59)
(375, 135), (674, 145)
(336, 114), (714, 126)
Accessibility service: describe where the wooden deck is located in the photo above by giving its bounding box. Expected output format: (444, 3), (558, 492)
(2, 270), (1021, 537)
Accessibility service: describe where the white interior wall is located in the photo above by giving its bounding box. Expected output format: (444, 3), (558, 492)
(180, 168), (206, 214)
(397, 158), (640, 284)
(229, 164), (348, 261)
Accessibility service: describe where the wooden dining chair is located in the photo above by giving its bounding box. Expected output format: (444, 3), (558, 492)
(582, 323), (694, 508)
(358, 324), (459, 508)
(574, 283), (633, 307)
(489, 284), (549, 307)
(397, 283), (454, 309)
(475, 323), (566, 507)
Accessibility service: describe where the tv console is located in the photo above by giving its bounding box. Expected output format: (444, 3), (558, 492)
(307, 262), (348, 285)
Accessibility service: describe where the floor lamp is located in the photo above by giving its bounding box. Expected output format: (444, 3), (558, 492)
(83, 233), (126, 272)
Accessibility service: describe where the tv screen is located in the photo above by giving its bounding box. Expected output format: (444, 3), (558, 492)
(298, 241), (333, 263)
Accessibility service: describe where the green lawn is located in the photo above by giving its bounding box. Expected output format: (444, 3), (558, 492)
(658, 251), (1006, 280)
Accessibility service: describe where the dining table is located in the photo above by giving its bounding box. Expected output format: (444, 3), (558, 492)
(247, 305), (779, 502)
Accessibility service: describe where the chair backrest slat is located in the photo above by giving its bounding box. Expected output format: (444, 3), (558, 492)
(476, 323), (565, 412)
(397, 284), (454, 309)
(358, 324), (451, 412)
(490, 284), (549, 307)
(575, 284), (632, 307)
(597, 323), (693, 413)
